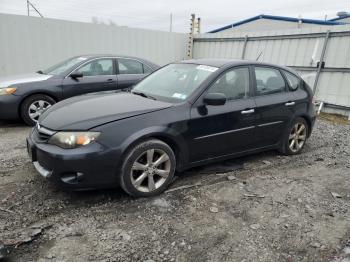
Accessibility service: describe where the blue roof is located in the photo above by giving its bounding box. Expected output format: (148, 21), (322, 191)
(208, 14), (346, 33)
(328, 14), (350, 21)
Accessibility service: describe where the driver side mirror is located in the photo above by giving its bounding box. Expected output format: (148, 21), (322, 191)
(203, 93), (227, 106)
(70, 72), (83, 79)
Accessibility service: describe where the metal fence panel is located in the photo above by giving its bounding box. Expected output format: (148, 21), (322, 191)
(0, 13), (188, 76)
(193, 26), (350, 109)
(324, 36), (350, 67)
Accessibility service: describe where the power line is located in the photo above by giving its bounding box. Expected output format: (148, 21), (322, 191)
(27, 0), (44, 17)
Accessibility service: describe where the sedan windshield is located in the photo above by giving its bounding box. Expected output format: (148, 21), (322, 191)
(42, 57), (89, 75)
(132, 63), (218, 102)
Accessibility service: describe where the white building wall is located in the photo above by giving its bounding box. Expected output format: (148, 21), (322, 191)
(333, 17), (350, 23)
(0, 13), (188, 76)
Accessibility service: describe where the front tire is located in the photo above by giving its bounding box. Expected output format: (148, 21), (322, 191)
(120, 139), (176, 197)
(20, 94), (56, 126)
(279, 117), (308, 155)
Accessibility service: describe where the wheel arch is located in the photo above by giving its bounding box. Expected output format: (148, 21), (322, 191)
(119, 128), (189, 171)
(18, 92), (58, 116)
(297, 114), (312, 137)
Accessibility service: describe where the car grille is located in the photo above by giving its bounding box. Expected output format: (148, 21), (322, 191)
(32, 124), (56, 143)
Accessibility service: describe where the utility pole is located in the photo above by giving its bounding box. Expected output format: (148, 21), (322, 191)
(187, 14), (201, 58)
(196, 17), (201, 34)
(187, 14), (196, 59)
(27, 0), (30, 16)
(169, 13), (173, 32)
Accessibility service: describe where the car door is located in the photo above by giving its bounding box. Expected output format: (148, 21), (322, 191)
(252, 66), (296, 148)
(188, 67), (257, 162)
(116, 58), (149, 90)
(61, 58), (117, 98)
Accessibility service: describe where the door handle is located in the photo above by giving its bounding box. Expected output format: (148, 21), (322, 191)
(106, 79), (114, 82)
(241, 109), (255, 114)
(285, 101), (295, 106)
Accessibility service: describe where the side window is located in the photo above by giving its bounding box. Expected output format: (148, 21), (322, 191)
(255, 67), (286, 95)
(75, 59), (114, 76)
(284, 71), (300, 91)
(143, 64), (153, 74)
(118, 58), (143, 74)
(207, 67), (250, 101)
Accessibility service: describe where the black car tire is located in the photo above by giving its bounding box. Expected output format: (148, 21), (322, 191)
(120, 139), (176, 197)
(279, 117), (309, 155)
(20, 94), (56, 126)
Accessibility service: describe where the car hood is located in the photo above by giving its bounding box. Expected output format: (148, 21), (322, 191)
(39, 92), (173, 130)
(0, 73), (52, 87)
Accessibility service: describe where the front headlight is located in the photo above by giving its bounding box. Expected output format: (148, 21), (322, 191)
(0, 87), (17, 96)
(48, 132), (100, 149)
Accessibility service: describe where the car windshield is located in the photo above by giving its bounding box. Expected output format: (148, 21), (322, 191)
(132, 63), (218, 102)
(42, 57), (89, 75)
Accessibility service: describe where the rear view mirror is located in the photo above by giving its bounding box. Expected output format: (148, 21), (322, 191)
(70, 72), (83, 79)
(203, 93), (227, 106)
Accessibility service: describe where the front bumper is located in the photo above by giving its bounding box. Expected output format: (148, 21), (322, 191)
(0, 94), (21, 119)
(26, 130), (121, 190)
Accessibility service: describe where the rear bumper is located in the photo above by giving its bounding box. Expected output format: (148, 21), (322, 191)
(308, 104), (317, 136)
(26, 130), (122, 190)
(308, 115), (316, 137)
(0, 95), (21, 119)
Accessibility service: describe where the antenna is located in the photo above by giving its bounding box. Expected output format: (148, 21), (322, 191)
(298, 14), (302, 28)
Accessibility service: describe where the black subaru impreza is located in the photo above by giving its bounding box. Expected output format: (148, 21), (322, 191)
(27, 59), (316, 197)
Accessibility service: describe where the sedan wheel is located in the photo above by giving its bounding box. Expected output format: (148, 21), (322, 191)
(120, 139), (176, 197)
(20, 94), (56, 126)
(28, 100), (52, 123)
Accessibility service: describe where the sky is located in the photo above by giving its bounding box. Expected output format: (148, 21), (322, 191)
(0, 0), (349, 32)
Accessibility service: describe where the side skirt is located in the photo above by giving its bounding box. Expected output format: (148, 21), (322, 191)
(176, 143), (280, 172)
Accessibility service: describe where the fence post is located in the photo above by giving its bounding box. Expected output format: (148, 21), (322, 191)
(241, 35), (248, 59)
(312, 30), (330, 94)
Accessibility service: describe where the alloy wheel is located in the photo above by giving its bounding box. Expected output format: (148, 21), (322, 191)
(288, 122), (307, 153)
(130, 149), (171, 193)
(28, 100), (52, 122)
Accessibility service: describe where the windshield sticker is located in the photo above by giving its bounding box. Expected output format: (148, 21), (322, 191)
(196, 65), (218, 72)
(172, 93), (187, 100)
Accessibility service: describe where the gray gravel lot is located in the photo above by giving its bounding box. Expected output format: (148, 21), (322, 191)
(0, 117), (349, 262)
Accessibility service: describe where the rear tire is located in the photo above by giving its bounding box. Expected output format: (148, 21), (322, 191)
(120, 139), (176, 197)
(279, 117), (308, 155)
(20, 94), (56, 126)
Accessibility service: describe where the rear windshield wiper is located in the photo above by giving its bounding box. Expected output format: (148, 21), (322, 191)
(132, 91), (157, 100)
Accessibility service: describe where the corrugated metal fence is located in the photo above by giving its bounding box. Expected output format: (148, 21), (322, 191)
(193, 26), (350, 112)
(1, 13), (349, 114)
(0, 13), (187, 76)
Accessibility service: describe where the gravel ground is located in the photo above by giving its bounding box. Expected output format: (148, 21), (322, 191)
(0, 117), (349, 262)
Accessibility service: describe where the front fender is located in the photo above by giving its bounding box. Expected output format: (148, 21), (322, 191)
(119, 126), (189, 170)
(13, 78), (63, 100)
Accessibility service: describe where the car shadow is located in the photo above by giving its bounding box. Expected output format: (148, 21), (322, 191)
(62, 149), (280, 204)
(0, 119), (27, 127)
